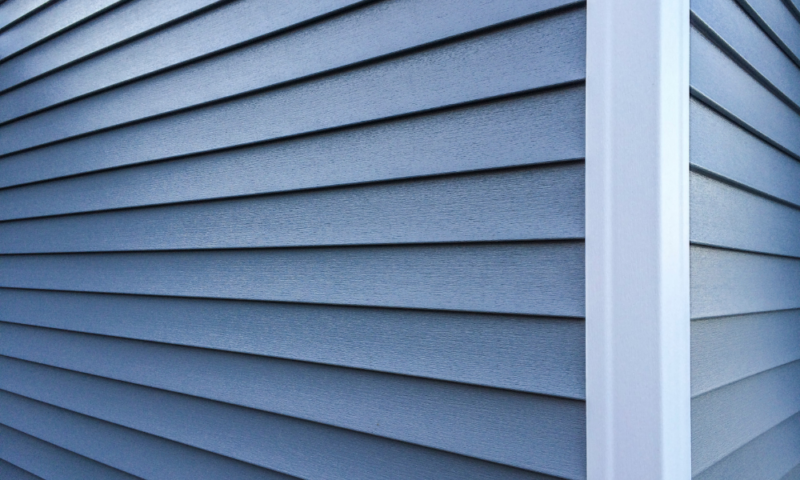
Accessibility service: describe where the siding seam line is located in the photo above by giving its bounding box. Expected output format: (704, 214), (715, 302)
(690, 87), (800, 162)
(690, 11), (800, 115)
(0, 387), (304, 480)
(0, 421), (146, 480)
(0, 0), (585, 128)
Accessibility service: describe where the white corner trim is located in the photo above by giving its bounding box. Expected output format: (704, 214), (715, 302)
(585, 0), (691, 478)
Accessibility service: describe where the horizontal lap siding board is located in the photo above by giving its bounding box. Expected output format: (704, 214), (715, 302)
(690, 0), (800, 478)
(0, 88), (585, 221)
(0, 325), (585, 473)
(0, 0), (125, 61)
(0, 364), (563, 480)
(0, 423), (140, 480)
(0, 288), (585, 398)
(0, 7), (586, 187)
(0, 459), (44, 480)
(0, 0), (347, 96)
(0, 2), (587, 479)
(0, 163), (585, 252)
(0, 390), (295, 480)
(0, 0), (579, 123)
(0, 243), (586, 317)
(0, 0), (52, 32)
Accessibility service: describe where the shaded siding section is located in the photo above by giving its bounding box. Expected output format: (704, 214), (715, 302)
(690, 0), (800, 477)
(0, 1), (587, 479)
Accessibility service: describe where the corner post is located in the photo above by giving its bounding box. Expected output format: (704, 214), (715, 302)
(585, 0), (691, 477)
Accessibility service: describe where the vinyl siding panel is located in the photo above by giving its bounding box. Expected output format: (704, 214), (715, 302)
(0, 459), (43, 480)
(0, 0), (253, 95)
(0, 0), (576, 122)
(0, 243), (585, 317)
(0, 0), (51, 32)
(0, 325), (584, 473)
(690, 0), (800, 477)
(0, 2), (587, 479)
(0, 88), (584, 221)
(0, 0), (123, 61)
(0, 361), (565, 480)
(0, 390), (294, 480)
(0, 288), (585, 398)
(0, 163), (585, 253)
(0, 423), (140, 480)
(0, 7), (586, 170)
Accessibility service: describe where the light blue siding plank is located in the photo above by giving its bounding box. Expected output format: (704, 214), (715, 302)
(690, 99), (800, 208)
(0, 0), (361, 96)
(784, 461), (800, 480)
(737, 0), (800, 64)
(690, 246), (800, 319)
(691, 26), (800, 158)
(0, 243), (585, 317)
(0, 361), (571, 480)
(690, 171), (800, 258)
(0, 8), (586, 177)
(0, 0), (52, 32)
(691, 309), (800, 396)
(0, 423), (140, 480)
(692, 0), (800, 108)
(694, 414), (800, 480)
(0, 0), (579, 122)
(0, 459), (43, 480)
(694, 412), (800, 480)
(0, 164), (584, 253)
(0, 390), (295, 480)
(0, 322), (586, 470)
(0, 288), (585, 397)
(0, 88), (584, 220)
(691, 360), (800, 474)
(0, 0), (124, 60)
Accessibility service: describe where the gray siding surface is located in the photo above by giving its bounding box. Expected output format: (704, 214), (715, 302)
(0, 1), (587, 479)
(690, 0), (800, 478)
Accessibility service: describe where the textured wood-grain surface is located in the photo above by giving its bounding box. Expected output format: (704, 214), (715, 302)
(690, 0), (800, 476)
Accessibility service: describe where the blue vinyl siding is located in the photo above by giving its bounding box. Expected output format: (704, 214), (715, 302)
(690, 0), (800, 477)
(0, 1), (587, 479)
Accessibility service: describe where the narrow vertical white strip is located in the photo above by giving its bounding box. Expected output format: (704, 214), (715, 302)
(585, 0), (691, 478)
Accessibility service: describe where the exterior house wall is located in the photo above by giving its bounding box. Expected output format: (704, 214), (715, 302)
(689, 0), (800, 478)
(0, 1), (588, 479)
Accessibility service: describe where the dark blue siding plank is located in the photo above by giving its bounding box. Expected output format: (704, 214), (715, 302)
(691, 309), (800, 396)
(0, 243), (586, 317)
(738, 0), (800, 65)
(0, 89), (584, 221)
(691, 360), (800, 475)
(694, 412), (800, 480)
(0, 423), (140, 480)
(690, 99), (800, 208)
(0, 0), (123, 61)
(0, 0), (52, 32)
(0, 390), (296, 480)
(690, 172), (800, 258)
(690, 246), (800, 319)
(0, 164), (585, 253)
(0, 0), (357, 96)
(0, 0), (579, 123)
(0, 322), (586, 470)
(691, 26), (800, 158)
(0, 459), (43, 480)
(0, 288), (585, 397)
(0, 8), (586, 170)
(692, 0), (800, 108)
(0, 361), (574, 480)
